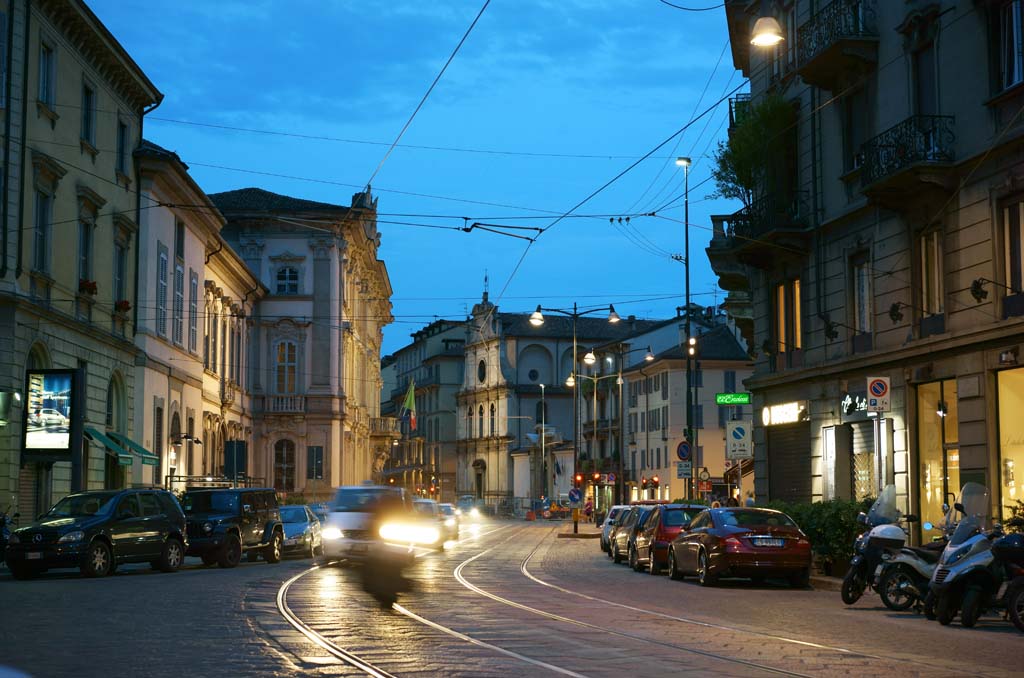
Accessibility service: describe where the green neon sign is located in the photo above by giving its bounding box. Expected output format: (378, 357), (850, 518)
(715, 392), (752, 405)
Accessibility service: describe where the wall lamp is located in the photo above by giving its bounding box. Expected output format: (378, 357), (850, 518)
(971, 277), (1021, 303)
(888, 302), (912, 324)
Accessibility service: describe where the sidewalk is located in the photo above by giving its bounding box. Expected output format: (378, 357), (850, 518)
(809, 575), (843, 592)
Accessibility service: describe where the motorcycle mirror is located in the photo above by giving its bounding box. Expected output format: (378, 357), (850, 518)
(857, 512), (868, 525)
(954, 502), (965, 514)
(941, 503), (949, 513)
(922, 522), (934, 531)
(11, 512), (18, 519)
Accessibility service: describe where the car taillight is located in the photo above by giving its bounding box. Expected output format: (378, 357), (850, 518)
(724, 536), (742, 550)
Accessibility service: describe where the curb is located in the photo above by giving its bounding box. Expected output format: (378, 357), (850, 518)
(556, 532), (602, 539)
(810, 575), (843, 592)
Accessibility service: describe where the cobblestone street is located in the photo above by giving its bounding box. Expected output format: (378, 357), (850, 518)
(2, 522), (1021, 677)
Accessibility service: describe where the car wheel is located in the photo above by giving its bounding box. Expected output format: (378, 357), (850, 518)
(840, 565), (865, 605)
(80, 540), (113, 578)
(307, 539), (316, 559)
(961, 586), (983, 628)
(159, 538), (184, 573)
(1006, 580), (1024, 632)
(8, 562), (35, 580)
(668, 548), (684, 581)
(936, 592), (958, 626)
(629, 546), (639, 572)
(648, 549), (660, 575)
(612, 542), (623, 564)
(697, 549), (717, 587)
(879, 565), (917, 612)
(264, 531), (283, 564)
(788, 568), (810, 589)
(201, 554), (218, 567)
(218, 534), (242, 568)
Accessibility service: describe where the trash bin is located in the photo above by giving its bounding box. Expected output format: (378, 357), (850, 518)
(594, 510), (606, 525)
(525, 510), (536, 521)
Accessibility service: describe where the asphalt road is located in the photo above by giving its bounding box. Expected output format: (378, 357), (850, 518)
(1, 522), (1021, 677)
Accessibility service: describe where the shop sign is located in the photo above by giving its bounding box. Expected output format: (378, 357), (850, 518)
(715, 392), (752, 405)
(761, 401), (808, 427)
(840, 392), (870, 423)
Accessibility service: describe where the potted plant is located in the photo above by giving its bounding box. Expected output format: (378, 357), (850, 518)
(78, 279), (98, 296)
(114, 299), (131, 314)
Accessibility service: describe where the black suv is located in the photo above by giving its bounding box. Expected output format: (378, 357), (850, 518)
(4, 489), (187, 579)
(181, 488), (284, 568)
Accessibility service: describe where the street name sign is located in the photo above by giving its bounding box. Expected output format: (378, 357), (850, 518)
(715, 392), (752, 405)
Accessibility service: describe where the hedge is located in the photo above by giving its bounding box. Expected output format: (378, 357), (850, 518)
(764, 497), (874, 566)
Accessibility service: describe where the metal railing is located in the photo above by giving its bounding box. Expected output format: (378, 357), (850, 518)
(370, 416), (400, 434)
(728, 94), (751, 131)
(269, 395), (305, 413)
(860, 115), (955, 186)
(731, 193), (804, 240)
(797, 0), (877, 68)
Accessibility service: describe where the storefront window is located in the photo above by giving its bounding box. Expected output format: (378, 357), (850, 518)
(998, 368), (1024, 523)
(917, 380), (959, 530)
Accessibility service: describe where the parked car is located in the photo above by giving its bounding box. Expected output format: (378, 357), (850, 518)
(4, 489), (187, 579)
(610, 505), (655, 565)
(180, 487), (284, 568)
(632, 503), (705, 574)
(320, 485), (414, 564)
(30, 408), (68, 426)
(600, 505), (628, 553)
(438, 503), (460, 541)
(667, 507), (811, 587)
(279, 504), (323, 558)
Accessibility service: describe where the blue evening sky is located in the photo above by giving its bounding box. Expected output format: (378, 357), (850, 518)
(91, 0), (742, 354)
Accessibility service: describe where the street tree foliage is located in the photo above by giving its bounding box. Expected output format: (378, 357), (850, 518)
(710, 93), (796, 208)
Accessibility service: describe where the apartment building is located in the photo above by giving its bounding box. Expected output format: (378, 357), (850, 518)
(710, 0), (1024, 529)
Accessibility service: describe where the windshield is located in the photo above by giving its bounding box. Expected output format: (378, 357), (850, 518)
(46, 492), (119, 517)
(181, 492), (239, 514)
(663, 509), (700, 527)
(439, 505), (455, 516)
(866, 484), (900, 526)
(949, 483), (990, 546)
(280, 506), (308, 523)
(332, 488), (404, 512)
(718, 510), (797, 528)
(413, 502), (436, 516)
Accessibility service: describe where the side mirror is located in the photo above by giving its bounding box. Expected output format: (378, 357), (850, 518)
(857, 512), (869, 525)
(954, 502), (965, 514)
(941, 503), (950, 513)
(904, 514), (919, 523)
(922, 521), (934, 531)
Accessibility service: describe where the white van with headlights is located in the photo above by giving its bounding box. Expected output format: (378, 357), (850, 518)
(320, 485), (412, 564)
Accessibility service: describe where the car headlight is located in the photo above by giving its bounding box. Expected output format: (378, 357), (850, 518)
(379, 522), (440, 545)
(58, 530), (84, 543)
(202, 522), (213, 534)
(8, 533), (19, 545)
(454, 508), (462, 516)
(444, 518), (456, 527)
(945, 545), (970, 565)
(322, 527), (344, 540)
(470, 507), (480, 518)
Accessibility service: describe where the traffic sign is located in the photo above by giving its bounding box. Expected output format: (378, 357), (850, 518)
(866, 376), (890, 412)
(726, 420), (753, 460)
(606, 472), (616, 484)
(676, 460), (692, 478)
(568, 488), (582, 504)
(698, 480), (712, 493)
(716, 392), (752, 405)
(676, 441), (692, 462)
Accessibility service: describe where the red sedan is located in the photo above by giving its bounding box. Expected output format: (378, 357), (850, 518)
(667, 507), (811, 587)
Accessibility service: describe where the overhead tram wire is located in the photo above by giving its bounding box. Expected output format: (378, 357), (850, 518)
(363, 0), (491, 188)
(656, 0), (725, 10)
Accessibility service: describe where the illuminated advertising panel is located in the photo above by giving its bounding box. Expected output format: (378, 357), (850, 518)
(23, 369), (75, 453)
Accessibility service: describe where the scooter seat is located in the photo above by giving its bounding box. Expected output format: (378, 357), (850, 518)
(906, 546), (941, 564)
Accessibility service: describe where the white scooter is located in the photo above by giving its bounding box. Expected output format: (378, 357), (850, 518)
(875, 507), (954, 612)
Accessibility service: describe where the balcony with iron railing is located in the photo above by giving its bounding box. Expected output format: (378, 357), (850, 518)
(715, 192), (809, 268)
(797, 0), (878, 91)
(859, 115), (956, 205)
(369, 416), (401, 437)
(728, 94), (750, 135)
(706, 213), (750, 292)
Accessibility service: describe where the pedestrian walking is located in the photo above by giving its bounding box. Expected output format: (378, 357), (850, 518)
(726, 496), (739, 507)
(583, 499), (593, 522)
(744, 492), (755, 507)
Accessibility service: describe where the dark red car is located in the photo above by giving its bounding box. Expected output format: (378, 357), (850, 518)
(631, 503), (705, 574)
(667, 507), (811, 587)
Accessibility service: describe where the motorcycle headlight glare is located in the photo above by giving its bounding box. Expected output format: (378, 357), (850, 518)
(58, 530), (84, 543)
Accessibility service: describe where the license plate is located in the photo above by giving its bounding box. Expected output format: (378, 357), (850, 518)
(26, 552), (42, 560)
(284, 538), (298, 546)
(752, 538), (784, 547)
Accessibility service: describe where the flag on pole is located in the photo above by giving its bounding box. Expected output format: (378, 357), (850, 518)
(400, 379), (417, 431)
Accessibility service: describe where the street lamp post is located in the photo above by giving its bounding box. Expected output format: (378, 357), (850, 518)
(529, 303), (620, 491)
(676, 156), (694, 498)
(540, 383), (547, 501)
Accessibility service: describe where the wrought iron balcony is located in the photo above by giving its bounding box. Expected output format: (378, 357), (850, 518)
(797, 0), (878, 91)
(860, 115), (955, 194)
(721, 194), (809, 268)
(370, 416), (401, 436)
(706, 214), (750, 293)
(728, 94), (750, 134)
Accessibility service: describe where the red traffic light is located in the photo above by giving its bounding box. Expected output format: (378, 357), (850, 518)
(652, 475), (660, 488)
(574, 473), (583, 487)
(592, 472), (601, 482)
(640, 476), (648, 488)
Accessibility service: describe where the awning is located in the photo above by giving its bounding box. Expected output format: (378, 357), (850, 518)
(108, 432), (160, 466)
(83, 426), (132, 466)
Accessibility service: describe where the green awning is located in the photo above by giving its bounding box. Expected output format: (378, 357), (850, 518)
(108, 432), (160, 466)
(84, 427), (132, 466)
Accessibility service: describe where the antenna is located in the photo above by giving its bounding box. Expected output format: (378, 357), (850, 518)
(484, 270), (489, 294)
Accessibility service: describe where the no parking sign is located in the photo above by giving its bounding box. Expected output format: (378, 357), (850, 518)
(866, 376), (890, 412)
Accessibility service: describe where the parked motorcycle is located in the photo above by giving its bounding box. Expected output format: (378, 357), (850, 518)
(841, 485), (915, 605)
(995, 532), (1024, 632)
(875, 507), (954, 612)
(929, 482), (1002, 627)
(0, 505), (19, 568)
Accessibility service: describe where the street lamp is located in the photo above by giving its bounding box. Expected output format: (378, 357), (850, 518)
(529, 302), (621, 485)
(676, 155), (697, 499)
(750, 0), (785, 47)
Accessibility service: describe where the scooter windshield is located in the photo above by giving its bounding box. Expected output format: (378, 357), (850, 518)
(949, 483), (990, 546)
(866, 484), (900, 526)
